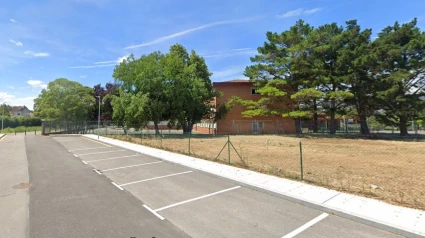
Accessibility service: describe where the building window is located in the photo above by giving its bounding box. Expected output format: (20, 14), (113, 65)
(251, 88), (260, 95)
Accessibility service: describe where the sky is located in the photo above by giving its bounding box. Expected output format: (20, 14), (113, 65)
(1, 0), (424, 110)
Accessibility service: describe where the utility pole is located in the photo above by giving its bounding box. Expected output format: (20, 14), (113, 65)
(1, 102), (6, 133)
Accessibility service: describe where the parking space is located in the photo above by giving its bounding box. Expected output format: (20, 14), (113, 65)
(53, 136), (402, 238)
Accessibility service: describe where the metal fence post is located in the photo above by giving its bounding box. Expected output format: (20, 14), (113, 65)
(299, 141), (304, 180)
(228, 135), (231, 165)
(188, 133), (191, 155)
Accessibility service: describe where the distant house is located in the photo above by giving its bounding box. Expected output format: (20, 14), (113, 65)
(194, 80), (296, 135)
(10, 106), (32, 118)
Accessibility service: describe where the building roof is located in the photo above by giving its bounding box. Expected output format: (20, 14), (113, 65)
(10, 106), (28, 112)
(213, 79), (254, 85)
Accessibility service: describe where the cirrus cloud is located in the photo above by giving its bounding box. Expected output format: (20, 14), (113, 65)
(24, 51), (50, 57)
(277, 8), (323, 18)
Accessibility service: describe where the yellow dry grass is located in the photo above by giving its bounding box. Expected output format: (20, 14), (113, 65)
(110, 134), (425, 210)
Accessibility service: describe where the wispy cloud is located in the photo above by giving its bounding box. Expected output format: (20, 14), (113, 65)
(69, 64), (116, 69)
(0, 93), (37, 110)
(201, 48), (257, 58)
(277, 8), (323, 18)
(80, 75), (87, 79)
(211, 66), (248, 82)
(124, 17), (260, 50)
(71, 55), (129, 69)
(0, 92), (15, 103)
(24, 51), (50, 57)
(9, 39), (23, 47)
(27, 79), (48, 89)
(9, 18), (16, 23)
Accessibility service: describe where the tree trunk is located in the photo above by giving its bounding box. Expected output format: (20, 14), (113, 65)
(329, 110), (336, 135)
(313, 99), (318, 133)
(358, 114), (370, 135)
(182, 121), (193, 134)
(154, 122), (160, 135)
(399, 116), (409, 136)
(294, 119), (302, 135)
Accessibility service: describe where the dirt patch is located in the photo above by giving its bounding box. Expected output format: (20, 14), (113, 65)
(109, 134), (425, 210)
(13, 183), (32, 190)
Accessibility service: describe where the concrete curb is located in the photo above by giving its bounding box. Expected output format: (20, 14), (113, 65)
(81, 134), (425, 238)
(0, 134), (6, 139)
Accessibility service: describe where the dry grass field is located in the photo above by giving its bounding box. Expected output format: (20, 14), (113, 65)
(110, 134), (425, 210)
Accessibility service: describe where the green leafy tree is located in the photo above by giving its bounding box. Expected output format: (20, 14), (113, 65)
(0, 104), (11, 118)
(372, 19), (425, 136)
(164, 44), (217, 133)
(113, 44), (219, 134)
(242, 20), (315, 134)
(338, 20), (377, 135)
(113, 52), (168, 134)
(34, 78), (94, 121)
(309, 22), (355, 134)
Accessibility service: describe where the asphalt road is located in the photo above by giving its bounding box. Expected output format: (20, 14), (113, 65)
(0, 135), (404, 237)
(26, 135), (188, 238)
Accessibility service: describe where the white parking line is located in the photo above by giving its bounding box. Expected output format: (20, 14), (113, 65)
(281, 213), (329, 238)
(154, 186), (241, 212)
(82, 160), (88, 165)
(102, 161), (163, 172)
(111, 182), (124, 190)
(69, 146), (110, 152)
(143, 205), (165, 220)
(85, 154), (139, 163)
(93, 169), (102, 175)
(119, 171), (193, 187)
(75, 150), (126, 156)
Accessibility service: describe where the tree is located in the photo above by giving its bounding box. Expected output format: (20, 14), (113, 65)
(91, 83), (118, 121)
(338, 20), (376, 135)
(113, 52), (168, 134)
(309, 22), (355, 134)
(0, 104), (11, 118)
(34, 78), (94, 121)
(164, 44), (217, 133)
(112, 44), (217, 134)
(372, 19), (425, 136)
(242, 20), (316, 134)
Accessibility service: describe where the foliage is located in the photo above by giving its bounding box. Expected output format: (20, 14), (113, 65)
(91, 83), (118, 121)
(0, 116), (42, 128)
(372, 18), (425, 136)
(34, 78), (94, 121)
(112, 44), (219, 134)
(1, 126), (41, 133)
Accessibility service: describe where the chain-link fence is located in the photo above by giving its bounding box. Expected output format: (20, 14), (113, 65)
(41, 120), (425, 210)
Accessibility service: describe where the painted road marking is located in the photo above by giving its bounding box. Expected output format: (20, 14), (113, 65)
(154, 186), (241, 212)
(75, 150), (126, 156)
(83, 137), (112, 147)
(281, 213), (329, 238)
(93, 169), (102, 175)
(0, 135), (6, 142)
(102, 161), (163, 172)
(111, 182), (124, 190)
(143, 205), (165, 220)
(119, 171), (193, 187)
(82, 160), (88, 165)
(85, 154), (139, 163)
(73, 154), (78, 158)
(69, 146), (110, 152)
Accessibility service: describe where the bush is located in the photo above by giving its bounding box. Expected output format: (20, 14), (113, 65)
(0, 117), (42, 128)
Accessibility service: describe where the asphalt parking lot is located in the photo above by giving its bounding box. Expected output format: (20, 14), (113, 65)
(50, 136), (402, 238)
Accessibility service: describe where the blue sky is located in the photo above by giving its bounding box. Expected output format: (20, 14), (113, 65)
(1, 0), (424, 110)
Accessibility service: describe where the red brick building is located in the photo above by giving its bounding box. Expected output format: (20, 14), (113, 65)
(194, 80), (296, 135)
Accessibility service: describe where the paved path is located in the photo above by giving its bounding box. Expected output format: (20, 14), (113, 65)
(0, 135), (29, 238)
(26, 135), (188, 238)
(54, 136), (401, 238)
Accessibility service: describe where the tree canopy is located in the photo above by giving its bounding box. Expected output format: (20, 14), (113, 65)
(34, 78), (94, 121)
(241, 18), (425, 136)
(112, 44), (219, 133)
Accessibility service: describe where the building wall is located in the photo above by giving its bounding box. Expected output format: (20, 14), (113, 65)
(213, 81), (295, 135)
(11, 106), (31, 118)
